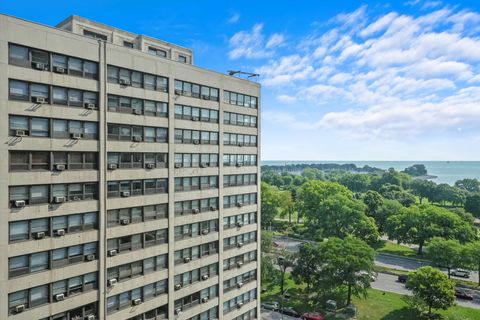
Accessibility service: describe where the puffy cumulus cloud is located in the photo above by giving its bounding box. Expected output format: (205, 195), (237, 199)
(228, 24), (285, 59)
(256, 5), (480, 138)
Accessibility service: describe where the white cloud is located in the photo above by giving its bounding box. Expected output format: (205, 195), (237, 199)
(253, 5), (480, 139)
(228, 13), (240, 24)
(276, 94), (297, 104)
(228, 24), (285, 59)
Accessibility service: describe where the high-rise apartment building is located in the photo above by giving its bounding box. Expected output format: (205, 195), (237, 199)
(0, 14), (260, 320)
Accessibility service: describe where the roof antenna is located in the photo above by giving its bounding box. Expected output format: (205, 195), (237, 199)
(227, 70), (260, 81)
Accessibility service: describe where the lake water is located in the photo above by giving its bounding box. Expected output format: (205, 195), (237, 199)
(261, 161), (480, 185)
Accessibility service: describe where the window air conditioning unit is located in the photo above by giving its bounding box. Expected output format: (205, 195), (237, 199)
(133, 109), (142, 115)
(72, 196), (81, 201)
(53, 196), (66, 204)
(236, 163), (243, 167)
(121, 191), (131, 197)
(55, 164), (66, 171)
(32, 62), (46, 70)
(174, 163), (182, 168)
(107, 278), (117, 287)
(84, 102), (96, 109)
(107, 163), (117, 170)
(174, 283), (182, 290)
(108, 249), (118, 257)
(86, 315), (96, 320)
(56, 229), (65, 236)
(193, 139), (200, 145)
(210, 206), (216, 211)
(34, 232), (46, 240)
(175, 308), (182, 315)
(119, 78), (131, 86)
(15, 304), (25, 313)
(192, 208), (200, 214)
(201, 297), (209, 303)
(201, 274), (209, 281)
(132, 298), (142, 306)
(200, 162), (208, 168)
(183, 229), (191, 235)
(183, 257), (191, 263)
(237, 242), (244, 248)
(34, 96), (46, 104)
(238, 143), (243, 147)
(133, 136), (142, 142)
(174, 89), (182, 95)
(85, 254), (95, 261)
(237, 302), (244, 308)
(121, 219), (130, 225)
(202, 95), (209, 100)
(55, 293), (65, 302)
(192, 117), (199, 121)
(236, 221), (243, 228)
(53, 66), (66, 73)
(237, 282), (244, 288)
(71, 132), (83, 139)
(15, 130), (27, 137)
(146, 163), (155, 169)
(236, 262), (243, 268)
(201, 229), (209, 235)
(13, 200), (26, 208)
(236, 202), (243, 207)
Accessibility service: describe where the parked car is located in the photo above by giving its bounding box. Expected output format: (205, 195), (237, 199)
(450, 269), (470, 278)
(398, 274), (408, 283)
(302, 313), (324, 320)
(280, 307), (300, 318)
(455, 288), (474, 300)
(261, 301), (280, 311)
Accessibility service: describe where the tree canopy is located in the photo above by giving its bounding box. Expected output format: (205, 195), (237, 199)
(406, 266), (455, 315)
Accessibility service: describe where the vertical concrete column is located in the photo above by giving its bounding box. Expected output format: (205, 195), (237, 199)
(98, 39), (107, 320)
(218, 87), (225, 319)
(256, 92), (262, 319)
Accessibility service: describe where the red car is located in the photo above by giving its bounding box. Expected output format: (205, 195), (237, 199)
(302, 313), (324, 320)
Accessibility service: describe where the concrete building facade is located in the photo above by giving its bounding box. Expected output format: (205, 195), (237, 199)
(0, 14), (260, 320)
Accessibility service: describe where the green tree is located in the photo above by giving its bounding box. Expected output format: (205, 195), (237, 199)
(363, 190), (384, 216)
(291, 242), (318, 292)
(277, 252), (294, 295)
(464, 241), (480, 286)
(406, 266), (455, 316)
(433, 184), (467, 206)
(465, 193), (480, 217)
(455, 178), (480, 193)
(277, 190), (294, 223)
(379, 183), (416, 207)
(297, 181), (379, 243)
(301, 168), (324, 180)
(374, 199), (403, 234)
(339, 173), (371, 193)
(426, 237), (462, 278)
(262, 230), (273, 253)
(386, 204), (476, 254)
(313, 237), (375, 306)
(410, 179), (437, 204)
(261, 255), (276, 284)
(261, 182), (279, 228)
(403, 164), (428, 177)
(372, 168), (412, 190)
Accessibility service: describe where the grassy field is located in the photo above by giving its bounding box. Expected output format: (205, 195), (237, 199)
(375, 240), (428, 260)
(353, 289), (480, 320)
(261, 273), (480, 320)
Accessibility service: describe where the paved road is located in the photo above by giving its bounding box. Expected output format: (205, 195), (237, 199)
(373, 272), (480, 309)
(261, 309), (300, 319)
(273, 236), (480, 284)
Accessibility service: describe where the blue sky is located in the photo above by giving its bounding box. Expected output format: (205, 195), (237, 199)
(2, 0), (480, 160)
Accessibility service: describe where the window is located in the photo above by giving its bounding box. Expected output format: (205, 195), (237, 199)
(9, 44), (30, 67)
(83, 29), (108, 41)
(179, 55), (187, 63)
(224, 90), (258, 109)
(123, 41), (134, 48)
(148, 47), (167, 58)
(175, 80), (219, 101)
(9, 80), (29, 100)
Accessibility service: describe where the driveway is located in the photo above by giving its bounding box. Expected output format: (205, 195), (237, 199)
(261, 309), (300, 320)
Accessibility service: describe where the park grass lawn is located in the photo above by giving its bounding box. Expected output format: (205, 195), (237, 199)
(353, 289), (480, 320)
(261, 274), (480, 320)
(375, 240), (427, 260)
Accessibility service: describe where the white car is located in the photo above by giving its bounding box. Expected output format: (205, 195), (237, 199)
(450, 269), (470, 278)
